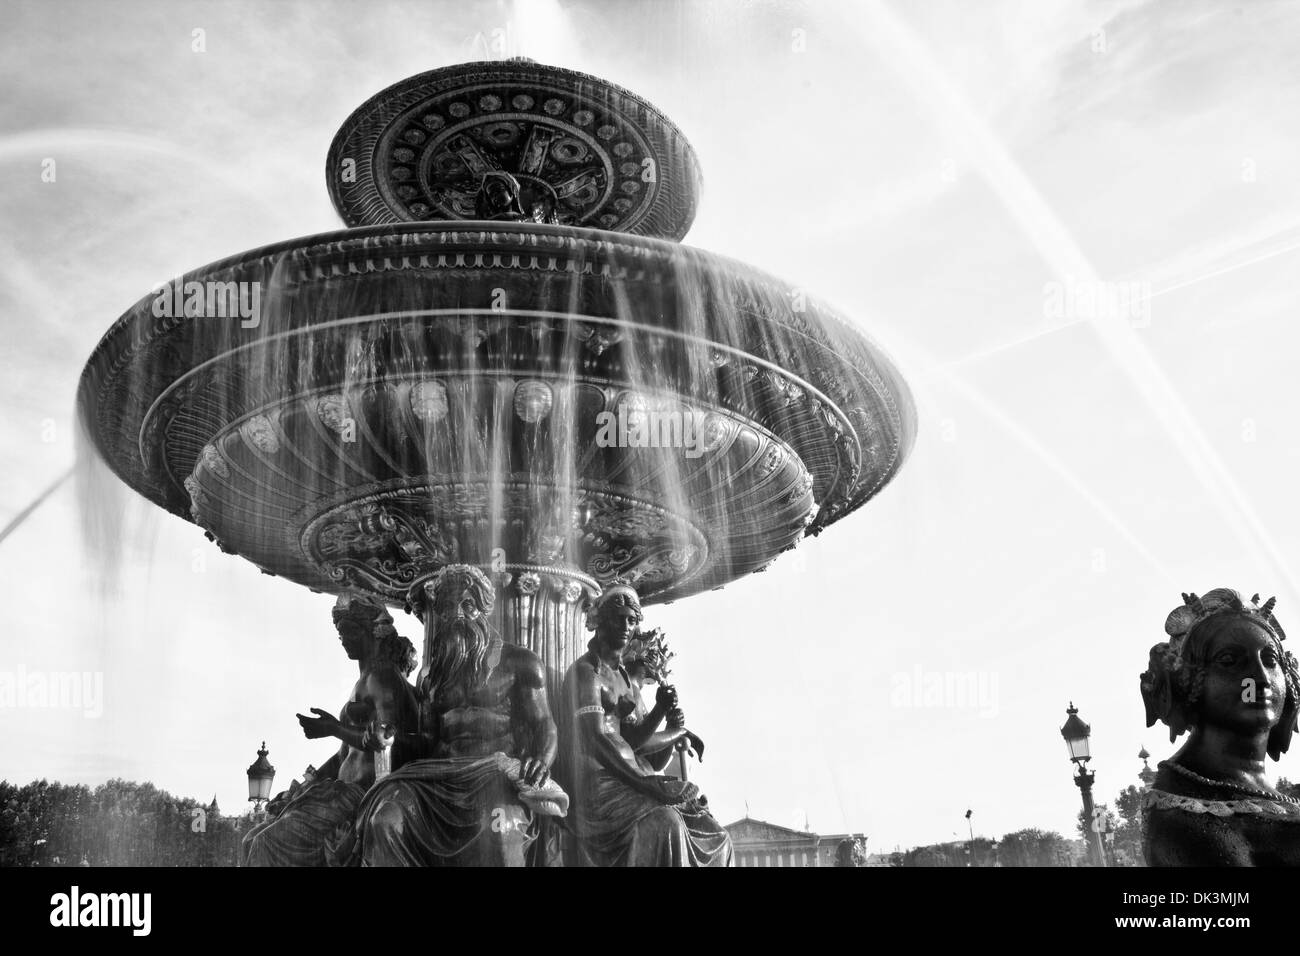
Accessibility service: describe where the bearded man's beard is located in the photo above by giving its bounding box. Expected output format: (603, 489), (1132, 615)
(427, 616), (492, 703)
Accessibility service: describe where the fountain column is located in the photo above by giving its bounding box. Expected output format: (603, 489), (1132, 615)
(496, 564), (601, 685)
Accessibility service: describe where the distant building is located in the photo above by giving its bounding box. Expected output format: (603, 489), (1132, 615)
(725, 816), (881, 867)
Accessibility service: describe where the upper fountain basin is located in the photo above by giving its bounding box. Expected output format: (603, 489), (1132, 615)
(328, 59), (702, 240)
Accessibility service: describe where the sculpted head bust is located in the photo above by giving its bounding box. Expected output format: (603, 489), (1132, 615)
(406, 564), (501, 707)
(1141, 588), (1297, 756)
(587, 582), (642, 650)
(420, 564), (495, 622)
(1140, 589), (1300, 866)
(474, 170), (528, 221)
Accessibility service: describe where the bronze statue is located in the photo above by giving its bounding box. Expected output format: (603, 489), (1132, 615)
(1140, 588), (1300, 865)
(834, 836), (869, 867)
(242, 595), (418, 866)
(474, 170), (529, 221)
(473, 169), (561, 225)
(344, 565), (567, 866)
(558, 586), (733, 866)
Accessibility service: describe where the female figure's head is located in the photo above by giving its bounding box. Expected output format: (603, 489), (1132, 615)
(333, 594), (416, 676)
(586, 584), (643, 654)
(1141, 589), (1298, 759)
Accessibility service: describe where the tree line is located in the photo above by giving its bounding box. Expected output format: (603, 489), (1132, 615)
(1, 778), (245, 867)
(900, 782), (1160, 867)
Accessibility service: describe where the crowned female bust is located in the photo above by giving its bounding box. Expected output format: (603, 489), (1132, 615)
(1140, 588), (1300, 865)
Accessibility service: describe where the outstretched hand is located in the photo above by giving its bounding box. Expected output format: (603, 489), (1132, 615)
(297, 707), (342, 740)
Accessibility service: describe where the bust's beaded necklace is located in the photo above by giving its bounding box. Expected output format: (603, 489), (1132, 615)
(1161, 760), (1300, 806)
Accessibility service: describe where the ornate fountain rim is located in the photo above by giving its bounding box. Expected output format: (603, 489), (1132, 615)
(77, 220), (916, 606)
(79, 220), (916, 523)
(326, 59), (702, 240)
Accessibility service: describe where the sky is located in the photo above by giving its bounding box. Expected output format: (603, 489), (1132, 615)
(3, 0), (1300, 853)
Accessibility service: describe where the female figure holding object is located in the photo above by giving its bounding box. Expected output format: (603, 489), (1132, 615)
(559, 587), (732, 866)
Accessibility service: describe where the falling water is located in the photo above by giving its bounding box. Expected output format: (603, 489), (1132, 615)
(63, 48), (914, 849)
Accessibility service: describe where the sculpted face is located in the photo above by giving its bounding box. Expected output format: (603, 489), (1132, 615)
(434, 568), (493, 627)
(333, 598), (394, 660)
(597, 601), (641, 652)
(425, 566), (496, 700)
(486, 179), (511, 210)
(334, 613), (368, 659)
(1197, 618), (1288, 735)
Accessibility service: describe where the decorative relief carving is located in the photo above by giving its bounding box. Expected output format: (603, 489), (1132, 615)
(327, 60), (701, 240)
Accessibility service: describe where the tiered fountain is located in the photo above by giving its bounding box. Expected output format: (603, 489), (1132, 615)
(77, 58), (916, 683)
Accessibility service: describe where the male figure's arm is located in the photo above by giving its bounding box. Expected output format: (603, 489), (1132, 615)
(513, 649), (557, 786)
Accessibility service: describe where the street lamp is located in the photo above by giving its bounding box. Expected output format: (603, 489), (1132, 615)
(1060, 702), (1106, 867)
(965, 809), (974, 866)
(246, 741), (276, 819)
(1138, 746), (1157, 789)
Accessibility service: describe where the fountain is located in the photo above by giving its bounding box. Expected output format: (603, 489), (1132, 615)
(78, 57), (915, 705)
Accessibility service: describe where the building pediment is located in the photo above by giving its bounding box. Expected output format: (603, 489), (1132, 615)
(725, 818), (814, 844)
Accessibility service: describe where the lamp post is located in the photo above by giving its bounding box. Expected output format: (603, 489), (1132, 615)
(965, 808), (974, 866)
(246, 741), (276, 821)
(1060, 702), (1106, 867)
(1138, 746), (1157, 789)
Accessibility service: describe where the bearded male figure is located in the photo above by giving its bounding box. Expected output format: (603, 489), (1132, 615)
(346, 564), (567, 866)
(242, 594), (418, 866)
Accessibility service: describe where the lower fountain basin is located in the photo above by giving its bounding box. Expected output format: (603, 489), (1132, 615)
(78, 221), (915, 605)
